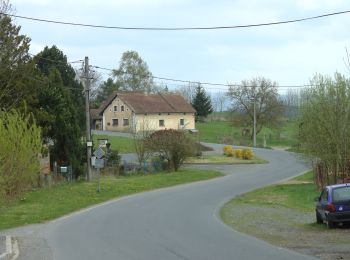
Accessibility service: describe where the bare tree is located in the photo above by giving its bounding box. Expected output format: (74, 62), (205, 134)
(75, 67), (102, 101)
(0, 0), (14, 15)
(212, 92), (228, 112)
(281, 88), (301, 118)
(227, 77), (283, 139)
(175, 83), (197, 103)
(131, 118), (153, 167)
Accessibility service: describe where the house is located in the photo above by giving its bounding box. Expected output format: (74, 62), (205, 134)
(91, 91), (196, 132)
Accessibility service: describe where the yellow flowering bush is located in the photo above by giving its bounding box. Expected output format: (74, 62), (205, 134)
(234, 149), (242, 158)
(242, 149), (254, 160)
(223, 146), (233, 156)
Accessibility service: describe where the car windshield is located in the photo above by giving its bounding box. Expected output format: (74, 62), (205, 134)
(332, 186), (350, 203)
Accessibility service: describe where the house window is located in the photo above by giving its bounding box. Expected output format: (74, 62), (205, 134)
(180, 119), (184, 126)
(113, 106), (117, 112)
(121, 105), (124, 112)
(112, 119), (118, 126)
(123, 118), (129, 126)
(159, 120), (165, 127)
(107, 122), (110, 126)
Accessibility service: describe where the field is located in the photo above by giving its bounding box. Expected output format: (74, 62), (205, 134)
(92, 134), (135, 153)
(197, 116), (299, 149)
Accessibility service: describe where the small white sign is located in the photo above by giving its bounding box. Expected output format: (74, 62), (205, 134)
(95, 158), (105, 169)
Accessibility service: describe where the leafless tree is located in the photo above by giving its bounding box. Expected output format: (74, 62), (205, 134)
(131, 118), (153, 167)
(0, 0), (14, 15)
(175, 83), (197, 103)
(212, 92), (228, 112)
(227, 77), (283, 139)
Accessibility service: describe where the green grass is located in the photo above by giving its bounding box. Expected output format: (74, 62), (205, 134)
(0, 169), (222, 230)
(186, 155), (268, 164)
(92, 134), (134, 153)
(223, 171), (318, 213)
(196, 119), (299, 148)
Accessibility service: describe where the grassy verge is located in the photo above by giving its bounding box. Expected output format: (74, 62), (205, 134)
(220, 172), (350, 259)
(0, 169), (222, 230)
(92, 134), (134, 153)
(186, 155), (268, 164)
(196, 119), (299, 148)
(224, 171), (316, 211)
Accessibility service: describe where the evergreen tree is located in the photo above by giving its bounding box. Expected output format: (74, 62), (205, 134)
(93, 78), (120, 108)
(191, 84), (213, 121)
(34, 47), (85, 177)
(0, 13), (38, 111)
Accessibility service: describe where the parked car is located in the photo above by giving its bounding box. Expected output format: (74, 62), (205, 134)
(315, 183), (350, 228)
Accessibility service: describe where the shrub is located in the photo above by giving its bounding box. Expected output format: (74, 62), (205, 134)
(242, 149), (254, 160)
(145, 129), (195, 171)
(234, 149), (242, 158)
(0, 110), (42, 205)
(226, 149), (234, 157)
(223, 146), (233, 155)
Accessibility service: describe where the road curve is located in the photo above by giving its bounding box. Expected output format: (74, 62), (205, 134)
(7, 146), (316, 260)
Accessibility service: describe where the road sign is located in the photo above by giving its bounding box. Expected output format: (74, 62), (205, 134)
(94, 158), (105, 169)
(94, 147), (105, 159)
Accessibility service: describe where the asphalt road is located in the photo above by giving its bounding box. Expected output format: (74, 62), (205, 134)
(3, 145), (316, 260)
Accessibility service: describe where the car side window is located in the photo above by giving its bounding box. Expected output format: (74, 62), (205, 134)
(320, 189), (328, 202)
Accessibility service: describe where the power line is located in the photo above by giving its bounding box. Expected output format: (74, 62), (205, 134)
(28, 53), (84, 65)
(1, 10), (350, 31)
(92, 65), (311, 89)
(23, 54), (311, 90)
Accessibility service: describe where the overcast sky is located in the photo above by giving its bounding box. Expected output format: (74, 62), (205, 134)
(9, 0), (350, 93)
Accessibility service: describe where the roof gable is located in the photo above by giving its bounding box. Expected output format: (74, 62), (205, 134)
(98, 91), (195, 114)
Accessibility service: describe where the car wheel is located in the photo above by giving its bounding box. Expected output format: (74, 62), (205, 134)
(316, 211), (323, 224)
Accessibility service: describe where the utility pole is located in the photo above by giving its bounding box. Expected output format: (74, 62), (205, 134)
(253, 97), (256, 148)
(84, 56), (92, 181)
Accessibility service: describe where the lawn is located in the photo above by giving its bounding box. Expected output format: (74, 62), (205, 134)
(0, 168), (222, 230)
(92, 134), (134, 153)
(196, 119), (299, 148)
(223, 171), (317, 212)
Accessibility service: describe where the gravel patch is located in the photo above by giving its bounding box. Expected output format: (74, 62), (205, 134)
(221, 204), (350, 260)
(0, 236), (6, 255)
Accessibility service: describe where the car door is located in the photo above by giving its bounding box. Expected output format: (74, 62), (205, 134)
(316, 188), (328, 220)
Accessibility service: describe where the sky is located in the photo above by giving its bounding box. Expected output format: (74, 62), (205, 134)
(8, 0), (350, 93)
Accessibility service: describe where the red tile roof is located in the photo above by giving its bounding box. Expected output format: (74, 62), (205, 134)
(97, 91), (196, 114)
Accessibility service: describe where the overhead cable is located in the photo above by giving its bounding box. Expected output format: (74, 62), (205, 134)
(1, 10), (349, 31)
(92, 65), (311, 88)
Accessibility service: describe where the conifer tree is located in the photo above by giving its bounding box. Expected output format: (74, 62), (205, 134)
(191, 84), (213, 121)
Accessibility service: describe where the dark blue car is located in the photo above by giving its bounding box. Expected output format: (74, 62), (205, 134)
(315, 183), (350, 228)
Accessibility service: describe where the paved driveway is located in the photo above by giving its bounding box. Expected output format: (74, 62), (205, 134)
(2, 145), (314, 260)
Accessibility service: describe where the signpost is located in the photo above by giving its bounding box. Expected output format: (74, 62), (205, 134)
(93, 147), (105, 192)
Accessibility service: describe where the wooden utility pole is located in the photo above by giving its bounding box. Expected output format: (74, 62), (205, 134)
(84, 56), (92, 181)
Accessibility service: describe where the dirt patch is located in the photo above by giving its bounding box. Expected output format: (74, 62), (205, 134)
(221, 204), (350, 260)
